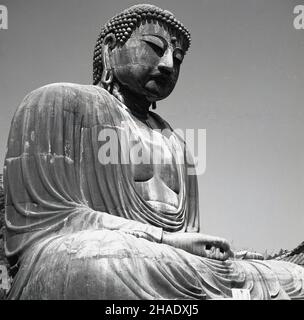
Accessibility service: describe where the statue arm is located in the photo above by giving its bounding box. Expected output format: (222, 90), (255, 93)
(61, 208), (233, 261)
(60, 207), (163, 243)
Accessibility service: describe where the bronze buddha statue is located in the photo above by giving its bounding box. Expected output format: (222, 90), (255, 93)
(3, 4), (304, 300)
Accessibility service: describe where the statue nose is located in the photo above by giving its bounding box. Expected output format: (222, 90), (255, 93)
(158, 50), (174, 75)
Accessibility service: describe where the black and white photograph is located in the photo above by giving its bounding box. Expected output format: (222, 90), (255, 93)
(0, 0), (304, 304)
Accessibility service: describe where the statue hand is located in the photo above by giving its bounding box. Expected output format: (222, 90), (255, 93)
(233, 250), (264, 260)
(162, 232), (233, 261)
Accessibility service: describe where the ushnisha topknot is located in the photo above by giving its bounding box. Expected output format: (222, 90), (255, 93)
(93, 4), (191, 85)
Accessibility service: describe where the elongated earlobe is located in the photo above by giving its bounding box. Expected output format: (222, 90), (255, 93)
(100, 34), (116, 90)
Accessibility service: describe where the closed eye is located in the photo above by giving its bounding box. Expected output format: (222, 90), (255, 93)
(141, 35), (166, 57)
(143, 40), (164, 57)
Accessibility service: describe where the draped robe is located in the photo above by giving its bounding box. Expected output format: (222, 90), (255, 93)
(4, 83), (304, 299)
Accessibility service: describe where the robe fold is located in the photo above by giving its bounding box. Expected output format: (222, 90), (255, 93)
(4, 83), (304, 300)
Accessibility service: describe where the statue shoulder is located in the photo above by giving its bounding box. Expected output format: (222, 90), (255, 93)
(18, 83), (114, 114)
(27, 82), (109, 96)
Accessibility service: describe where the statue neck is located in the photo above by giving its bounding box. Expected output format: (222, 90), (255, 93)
(115, 82), (152, 119)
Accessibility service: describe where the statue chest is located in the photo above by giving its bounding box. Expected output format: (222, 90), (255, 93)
(126, 115), (183, 211)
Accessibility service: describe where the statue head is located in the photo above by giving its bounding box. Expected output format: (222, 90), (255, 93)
(93, 4), (191, 107)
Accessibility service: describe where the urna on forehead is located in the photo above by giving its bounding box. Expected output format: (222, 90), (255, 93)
(93, 3), (191, 84)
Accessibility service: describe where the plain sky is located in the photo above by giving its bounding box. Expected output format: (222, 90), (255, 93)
(0, 0), (303, 254)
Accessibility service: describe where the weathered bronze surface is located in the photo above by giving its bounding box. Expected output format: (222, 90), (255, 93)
(3, 4), (304, 299)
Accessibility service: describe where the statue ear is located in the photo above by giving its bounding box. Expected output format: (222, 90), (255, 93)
(100, 33), (117, 89)
(103, 33), (117, 51)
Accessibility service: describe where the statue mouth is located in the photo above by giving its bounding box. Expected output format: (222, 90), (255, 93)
(149, 74), (171, 86)
(144, 75), (172, 97)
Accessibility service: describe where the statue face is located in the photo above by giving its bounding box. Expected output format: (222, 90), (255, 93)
(110, 22), (185, 102)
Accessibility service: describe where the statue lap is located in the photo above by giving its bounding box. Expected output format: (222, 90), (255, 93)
(10, 229), (304, 300)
